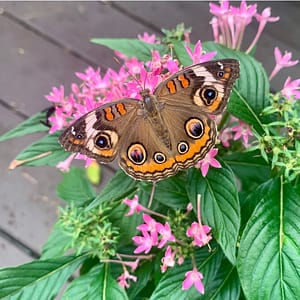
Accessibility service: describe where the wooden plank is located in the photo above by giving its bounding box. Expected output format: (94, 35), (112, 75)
(0, 14), (89, 117)
(0, 236), (33, 268)
(0, 1), (156, 69)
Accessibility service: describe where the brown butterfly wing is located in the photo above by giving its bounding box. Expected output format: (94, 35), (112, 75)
(118, 105), (216, 181)
(154, 59), (240, 115)
(59, 99), (139, 163)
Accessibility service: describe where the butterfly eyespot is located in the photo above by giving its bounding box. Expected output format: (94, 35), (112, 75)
(76, 134), (83, 139)
(95, 134), (111, 149)
(201, 87), (217, 105)
(185, 118), (204, 139)
(153, 152), (166, 164)
(128, 143), (147, 165)
(218, 71), (224, 77)
(177, 142), (189, 154)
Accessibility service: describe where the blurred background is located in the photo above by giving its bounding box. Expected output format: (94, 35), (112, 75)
(0, 1), (299, 267)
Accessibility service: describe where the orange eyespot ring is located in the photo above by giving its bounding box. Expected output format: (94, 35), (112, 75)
(177, 141), (189, 154)
(127, 143), (147, 165)
(200, 87), (217, 105)
(153, 152), (166, 164)
(185, 118), (204, 139)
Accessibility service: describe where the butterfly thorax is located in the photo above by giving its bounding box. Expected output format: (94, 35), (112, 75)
(140, 89), (171, 149)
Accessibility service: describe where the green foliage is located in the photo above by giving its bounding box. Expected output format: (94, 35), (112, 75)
(238, 177), (300, 300)
(0, 22), (299, 300)
(90, 38), (167, 62)
(0, 111), (49, 142)
(187, 161), (240, 265)
(57, 167), (97, 205)
(0, 255), (87, 299)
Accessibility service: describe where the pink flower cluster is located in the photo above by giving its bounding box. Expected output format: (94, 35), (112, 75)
(122, 194), (211, 294)
(218, 117), (253, 149)
(269, 47), (300, 101)
(209, 0), (279, 53)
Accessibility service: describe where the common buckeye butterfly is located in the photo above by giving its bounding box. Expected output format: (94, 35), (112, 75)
(59, 59), (239, 181)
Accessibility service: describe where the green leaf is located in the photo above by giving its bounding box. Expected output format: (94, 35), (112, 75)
(57, 167), (96, 205)
(0, 255), (86, 300)
(238, 177), (300, 300)
(172, 40), (192, 66)
(203, 42), (269, 134)
(223, 150), (270, 191)
(41, 224), (72, 259)
(150, 245), (223, 300)
(87, 170), (138, 209)
(127, 260), (153, 299)
(90, 38), (167, 62)
(203, 258), (240, 300)
(0, 111), (49, 142)
(240, 179), (276, 230)
(9, 131), (69, 169)
(62, 264), (128, 300)
(149, 172), (189, 209)
(186, 161), (240, 265)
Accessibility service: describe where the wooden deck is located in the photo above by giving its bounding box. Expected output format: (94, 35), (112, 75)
(0, 1), (299, 267)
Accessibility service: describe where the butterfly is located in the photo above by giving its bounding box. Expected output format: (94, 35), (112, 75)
(59, 59), (240, 181)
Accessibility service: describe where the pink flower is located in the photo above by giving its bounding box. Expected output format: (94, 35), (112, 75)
(48, 108), (68, 133)
(186, 194), (212, 247)
(161, 246), (176, 273)
(182, 268), (204, 294)
(137, 214), (159, 243)
(209, 0), (230, 17)
(281, 77), (300, 100)
(56, 153), (76, 172)
(219, 127), (233, 148)
(137, 32), (158, 44)
(269, 47), (299, 80)
(45, 85), (65, 103)
(123, 195), (143, 216)
(231, 120), (253, 146)
(185, 40), (217, 64)
(132, 230), (156, 254)
(186, 202), (193, 212)
(117, 270), (137, 289)
(246, 7), (279, 53)
(195, 148), (221, 177)
(186, 222), (212, 247)
(157, 222), (175, 248)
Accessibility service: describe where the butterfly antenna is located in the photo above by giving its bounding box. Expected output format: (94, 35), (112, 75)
(113, 56), (144, 92)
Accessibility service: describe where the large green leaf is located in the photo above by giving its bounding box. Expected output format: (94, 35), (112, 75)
(240, 179), (276, 230)
(62, 264), (128, 300)
(9, 131), (69, 168)
(150, 245), (223, 300)
(0, 111), (49, 142)
(203, 42), (269, 134)
(203, 258), (240, 300)
(223, 150), (270, 191)
(186, 161), (240, 265)
(144, 172), (189, 209)
(238, 177), (300, 300)
(87, 170), (138, 209)
(57, 167), (96, 205)
(0, 255), (86, 300)
(90, 38), (167, 62)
